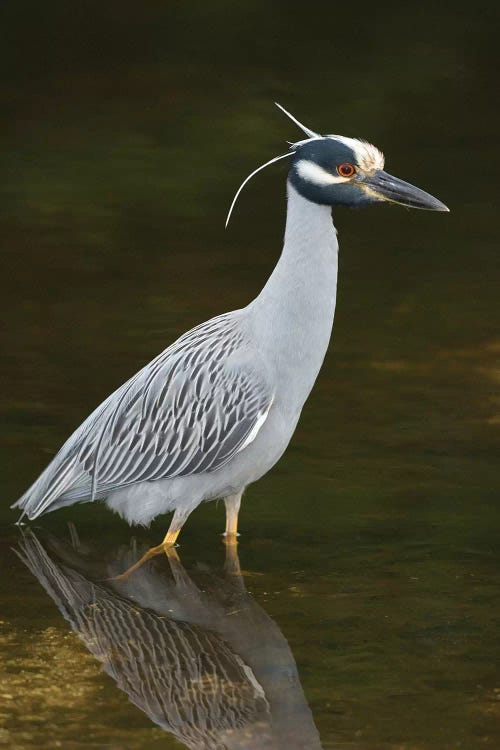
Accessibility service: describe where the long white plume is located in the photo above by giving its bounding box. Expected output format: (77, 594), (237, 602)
(274, 102), (320, 138)
(225, 104), (320, 227)
(225, 151), (292, 227)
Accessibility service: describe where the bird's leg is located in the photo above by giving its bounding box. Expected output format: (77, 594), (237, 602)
(222, 491), (242, 545)
(161, 506), (189, 547)
(113, 507), (191, 580)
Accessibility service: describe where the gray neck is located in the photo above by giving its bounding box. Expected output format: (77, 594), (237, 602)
(250, 181), (339, 409)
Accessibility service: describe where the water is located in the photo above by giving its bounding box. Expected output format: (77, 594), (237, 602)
(1, 2), (499, 748)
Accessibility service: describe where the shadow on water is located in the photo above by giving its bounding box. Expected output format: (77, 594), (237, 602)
(16, 530), (322, 750)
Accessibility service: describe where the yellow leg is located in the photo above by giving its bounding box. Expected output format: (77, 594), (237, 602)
(162, 525), (182, 546)
(113, 507), (190, 580)
(223, 492), (242, 545)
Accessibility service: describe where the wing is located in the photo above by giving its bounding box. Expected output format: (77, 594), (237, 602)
(82, 314), (272, 495)
(15, 313), (273, 518)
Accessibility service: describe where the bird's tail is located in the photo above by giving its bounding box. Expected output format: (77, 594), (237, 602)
(11, 451), (88, 521)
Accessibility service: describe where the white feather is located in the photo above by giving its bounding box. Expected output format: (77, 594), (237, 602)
(295, 160), (347, 186)
(327, 135), (385, 173)
(236, 399), (273, 453)
(225, 152), (292, 227)
(274, 103), (320, 138)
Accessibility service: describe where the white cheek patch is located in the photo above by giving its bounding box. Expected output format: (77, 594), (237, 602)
(296, 159), (347, 186)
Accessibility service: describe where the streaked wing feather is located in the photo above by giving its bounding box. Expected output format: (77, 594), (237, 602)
(76, 313), (272, 497)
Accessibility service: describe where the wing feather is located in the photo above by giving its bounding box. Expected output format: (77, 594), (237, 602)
(14, 312), (273, 518)
(90, 316), (271, 494)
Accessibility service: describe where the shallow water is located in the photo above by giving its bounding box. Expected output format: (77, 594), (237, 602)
(1, 2), (499, 748)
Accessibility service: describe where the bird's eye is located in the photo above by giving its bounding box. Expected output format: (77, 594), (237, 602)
(337, 163), (356, 178)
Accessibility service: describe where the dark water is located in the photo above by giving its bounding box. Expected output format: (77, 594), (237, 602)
(1, 2), (499, 748)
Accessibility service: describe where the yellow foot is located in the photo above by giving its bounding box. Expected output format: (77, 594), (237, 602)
(112, 541), (176, 581)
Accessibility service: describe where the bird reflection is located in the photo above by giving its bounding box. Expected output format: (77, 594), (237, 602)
(17, 531), (322, 750)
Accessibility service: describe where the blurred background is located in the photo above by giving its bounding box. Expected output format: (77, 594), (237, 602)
(1, 2), (499, 748)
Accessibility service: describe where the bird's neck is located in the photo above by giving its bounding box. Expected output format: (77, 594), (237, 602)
(251, 182), (339, 405)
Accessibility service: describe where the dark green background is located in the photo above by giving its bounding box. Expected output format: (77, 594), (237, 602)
(1, 2), (499, 748)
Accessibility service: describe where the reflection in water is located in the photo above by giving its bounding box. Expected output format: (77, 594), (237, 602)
(17, 532), (322, 750)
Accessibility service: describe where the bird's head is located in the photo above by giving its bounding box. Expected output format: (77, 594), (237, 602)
(289, 134), (448, 211)
(226, 104), (448, 226)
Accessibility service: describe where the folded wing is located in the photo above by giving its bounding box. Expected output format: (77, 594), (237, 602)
(14, 313), (273, 519)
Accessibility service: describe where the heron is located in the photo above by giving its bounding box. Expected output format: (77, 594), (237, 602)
(13, 105), (448, 571)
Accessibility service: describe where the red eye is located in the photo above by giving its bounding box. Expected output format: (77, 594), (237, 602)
(337, 163), (356, 177)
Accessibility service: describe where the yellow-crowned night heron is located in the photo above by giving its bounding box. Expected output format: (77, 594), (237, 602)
(13, 105), (448, 568)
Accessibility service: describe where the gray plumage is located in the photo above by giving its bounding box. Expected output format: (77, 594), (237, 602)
(13, 106), (447, 531)
(14, 184), (337, 527)
(16, 312), (273, 523)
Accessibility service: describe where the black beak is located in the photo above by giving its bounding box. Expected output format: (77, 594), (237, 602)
(361, 170), (449, 211)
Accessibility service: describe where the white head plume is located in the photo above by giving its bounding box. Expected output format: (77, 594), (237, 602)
(225, 151), (292, 227)
(225, 104), (319, 227)
(274, 102), (320, 139)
